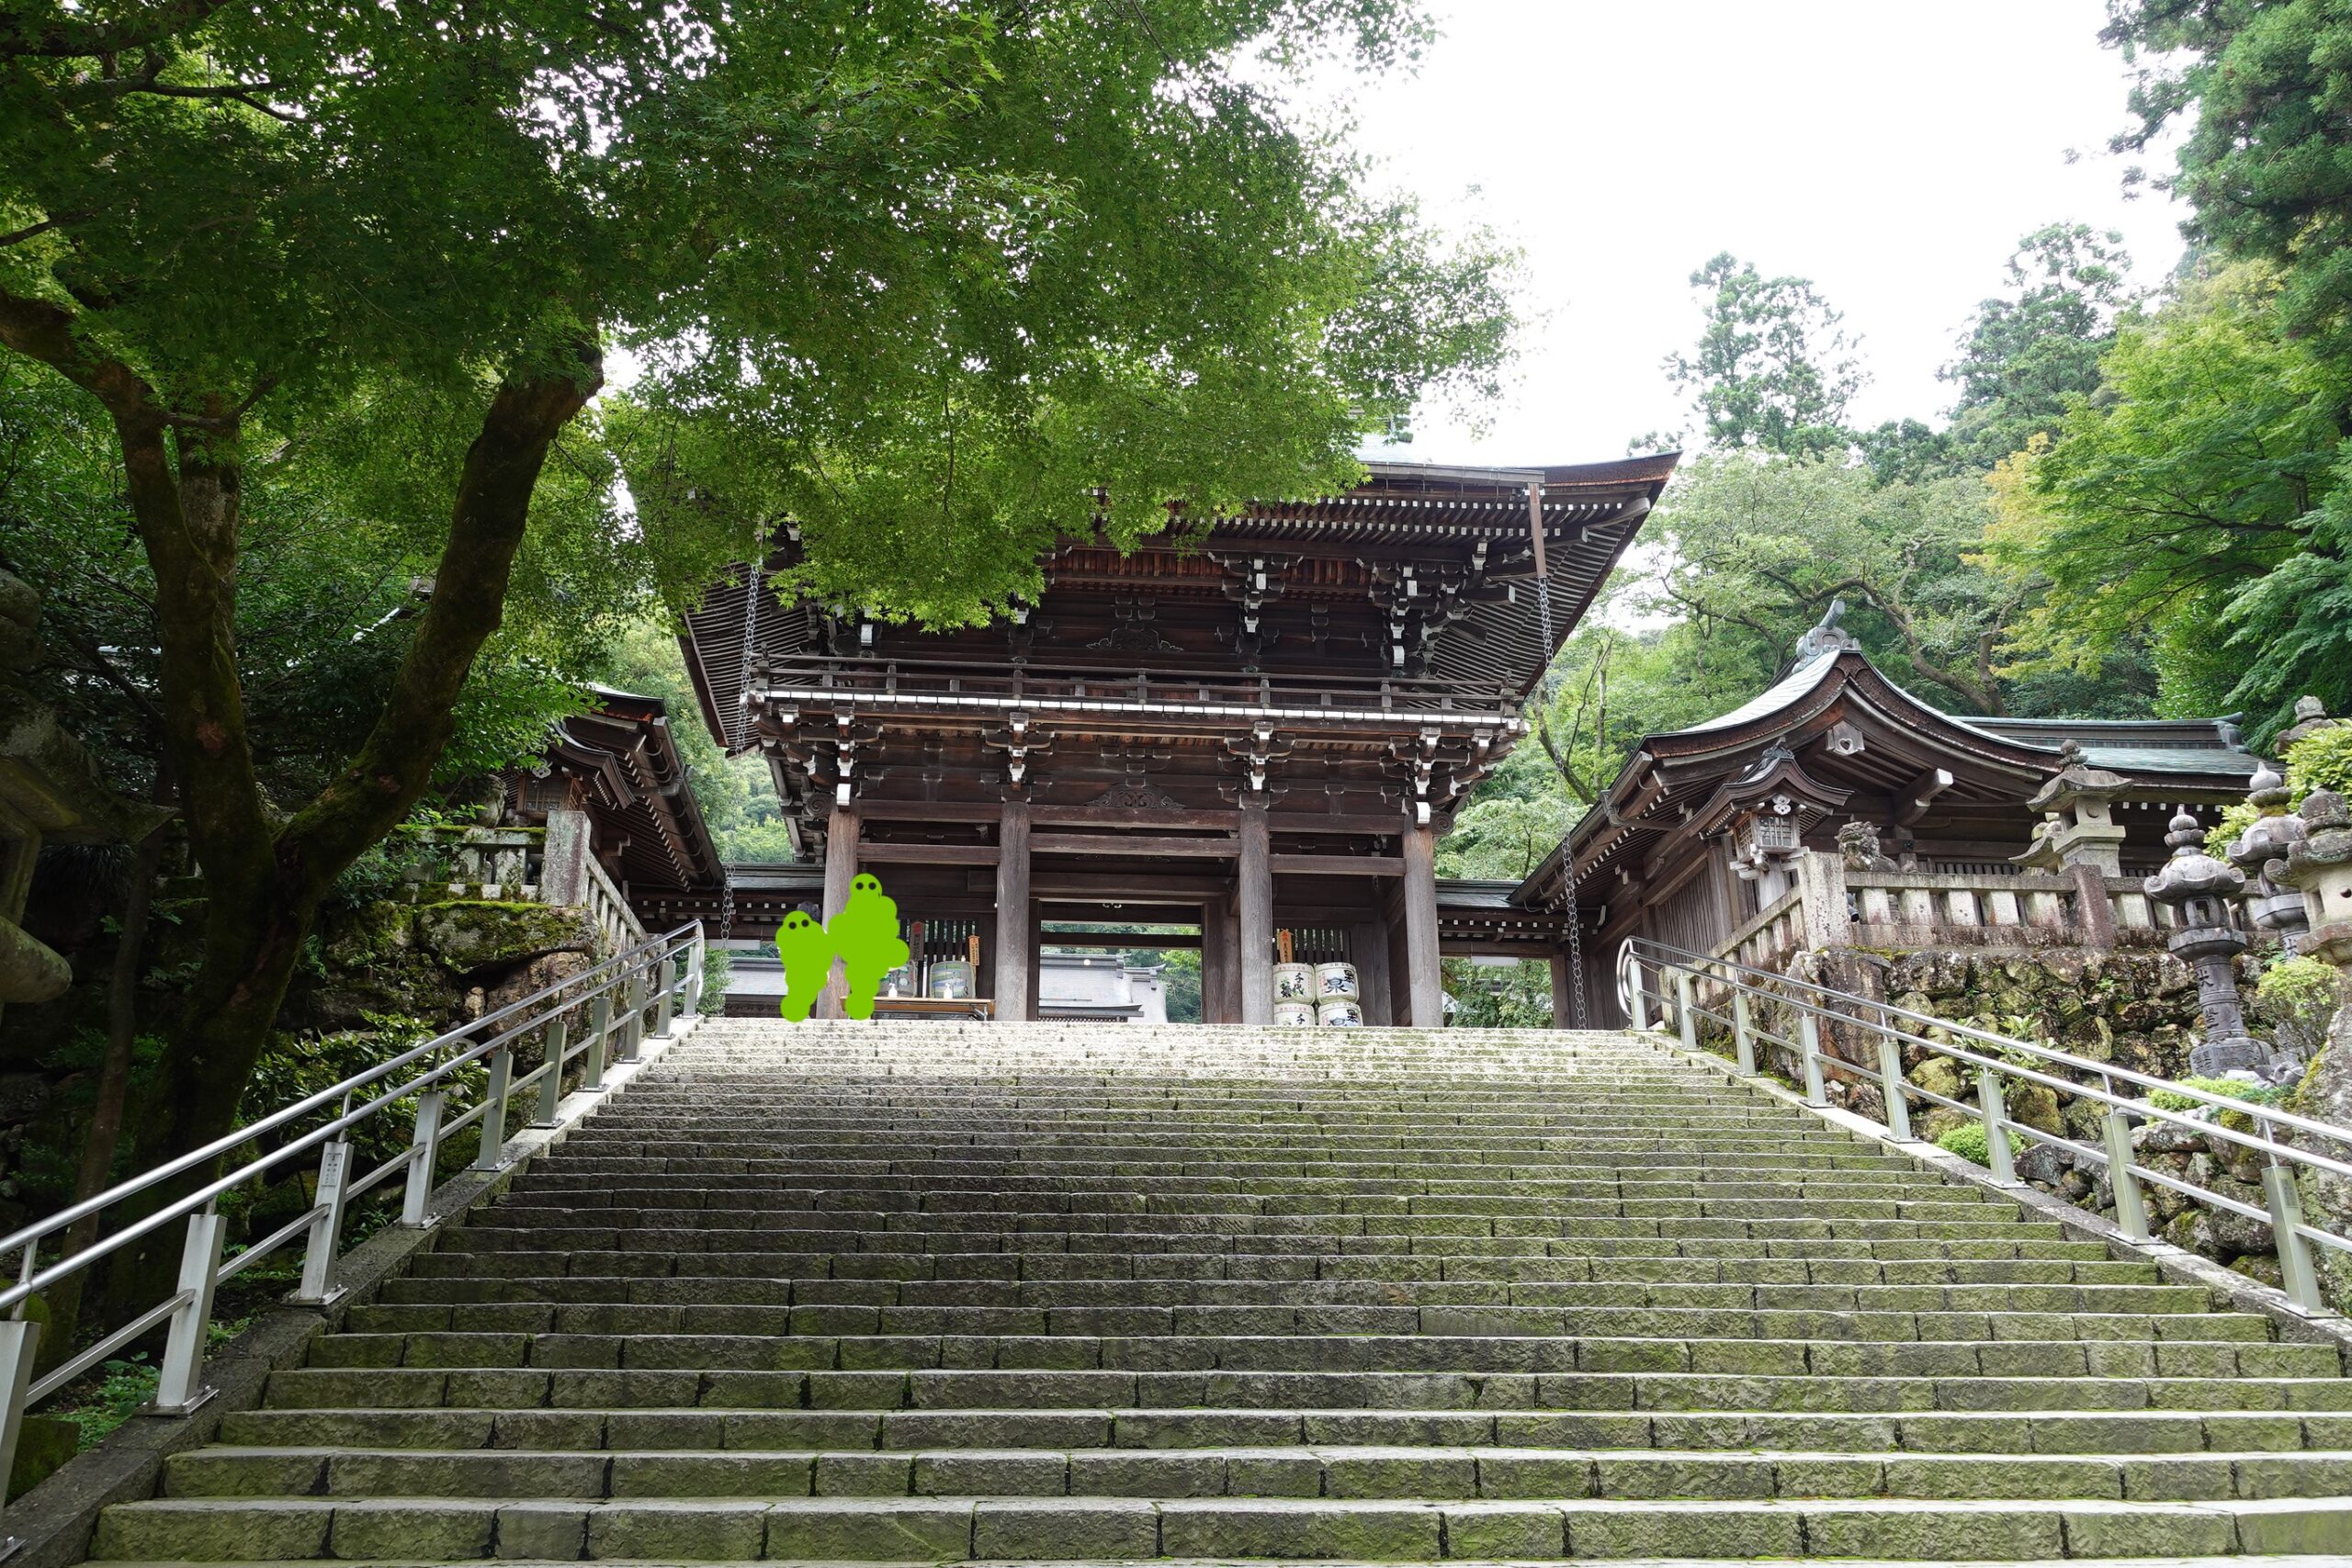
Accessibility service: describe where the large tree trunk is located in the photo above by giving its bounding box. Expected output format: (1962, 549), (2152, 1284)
(38, 817), (169, 1372)
(99, 354), (602, 1302)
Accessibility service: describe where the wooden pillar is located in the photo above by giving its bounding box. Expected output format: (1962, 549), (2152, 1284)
(993, 803), (1032, 1021)
(1201, 897), (1236, 1023)
(1237, 802), (1272, 1025)
(1549, 949), (1574, 1030)
(1401, 821), (1443, 1027)
(817, 804), (859, 1019)
(1351, 921), (1392, 1027)
(1026, 903), (1041, 1021)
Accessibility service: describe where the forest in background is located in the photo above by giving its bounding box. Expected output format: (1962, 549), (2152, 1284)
(1442, 4), (2352, 881)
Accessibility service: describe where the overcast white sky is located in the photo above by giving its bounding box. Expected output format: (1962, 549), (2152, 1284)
(1324, 0), (2189, 465)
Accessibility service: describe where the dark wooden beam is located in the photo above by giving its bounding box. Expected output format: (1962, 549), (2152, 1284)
(1031, 833), (1238, 859)
(1039, 928), (1204, 950)
(1271, 854), (1402, 876)
(858, 842), (1001, 865)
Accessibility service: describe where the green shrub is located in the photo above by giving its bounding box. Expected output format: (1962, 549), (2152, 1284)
(2205, 798), (2261, 857)
(2286, 721), (2352, 801)
(2254, 953), (2343, 1058)
(2147, 1074), (2289, 1112)
(1935, 1121), (2024, 1166)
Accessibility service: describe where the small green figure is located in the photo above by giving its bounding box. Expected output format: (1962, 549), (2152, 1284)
(831, 872), (910, 1021)
(773, 908), (838, 1022)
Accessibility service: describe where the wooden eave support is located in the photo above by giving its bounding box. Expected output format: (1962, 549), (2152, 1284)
(1895, 766), (1957, 826)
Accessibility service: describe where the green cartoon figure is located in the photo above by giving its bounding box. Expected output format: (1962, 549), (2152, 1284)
(773, 908), (838, 1022)
(832, 873), (910, 1021)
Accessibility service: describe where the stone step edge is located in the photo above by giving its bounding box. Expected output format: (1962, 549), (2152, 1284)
(86, 1492), (2352, 1564)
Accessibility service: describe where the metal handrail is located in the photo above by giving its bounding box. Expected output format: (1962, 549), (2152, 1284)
(1623, 936), (2349, 1317)
(0, 920), (707, 1532)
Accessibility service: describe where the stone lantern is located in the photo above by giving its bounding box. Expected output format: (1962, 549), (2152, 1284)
(2143, 807), (2273, 1077)
(2279, 789), (2352, 970)
(2013, 743), (2128, 873)
(2229, 761), (2312, 952)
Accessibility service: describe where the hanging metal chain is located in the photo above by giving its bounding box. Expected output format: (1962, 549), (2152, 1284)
(1533, 566), (1590, 1030)
(736, 525), (763, 750)
(723, 518), (762, 943)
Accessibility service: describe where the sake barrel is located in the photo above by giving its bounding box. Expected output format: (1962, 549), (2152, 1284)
(1314, 961), (1360, 998)
(926, 960), (975, 1000)
(1316, 997), (1364, 1028)
(1272, 1001), (1317, 1028)
(1272, 963), (1316, 1002)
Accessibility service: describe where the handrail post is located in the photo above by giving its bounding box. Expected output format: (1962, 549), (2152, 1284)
(1977, 1070), (2018, 1185)
(582, 995), (613, 1091)
(2263, 1157), (2325, 1312)
(152, 1207), (225, 1414)
(1625, 953), (1649, 1031)
(652, 951), (677, 1041)
(532, 1017), (570, 1128)
(682, 931), (706, 1021)
(401, 1089), (447, 1228)
(1798, 1011), (1827, 1106)
(1673, 969), (1698, 1053)
(288, 1141), (353, 1306)
(472, 1043), (514, 1173)
(1875, 1034), (1912, 1141)
(617, 975), (645, 1066)
(0, 1330), (34, 1532)
(1730, 987), (1756, 1076)
(2101, 1110), (2149, 1244)
(0, 1258), (42, 1530)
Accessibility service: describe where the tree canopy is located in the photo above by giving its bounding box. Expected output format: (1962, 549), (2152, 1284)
(0, 0), (1516, 1184)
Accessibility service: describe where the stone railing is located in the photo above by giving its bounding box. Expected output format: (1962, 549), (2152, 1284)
(394, 826), (546, 899)
(392, 813), (645, 953)
(574, 852), (647, 952)
(1716, 886), (1808, 976)
(1848, 866), (2095, 948)
(1706, 851), (2182, 975)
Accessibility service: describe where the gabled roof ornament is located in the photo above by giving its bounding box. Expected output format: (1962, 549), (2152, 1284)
(1792, 596), (1861, 668)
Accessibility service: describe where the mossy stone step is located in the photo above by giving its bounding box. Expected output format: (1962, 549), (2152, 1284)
(91, 1021), (2352, 1564)
(215, 1404), (2352, 1457)
(85, 1492), (2352, 1561)
(156, 1443), (2352, 1503)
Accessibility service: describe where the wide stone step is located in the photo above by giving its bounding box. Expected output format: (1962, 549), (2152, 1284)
(85, 1492), (2352, 1561)
(295, 1330), (2327, 1381)
(216, 1404), (2352, 1457)
(342, 1303), (2245, 1345)
(259, 1366), (2352, 1415)
(158, 1442), (2352, 1503)
(382, 1257), (2164, 1296)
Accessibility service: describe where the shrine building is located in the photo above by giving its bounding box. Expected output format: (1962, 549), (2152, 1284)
(665, 456), (1680, 1024)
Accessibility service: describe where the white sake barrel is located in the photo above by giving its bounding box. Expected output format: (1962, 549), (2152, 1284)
(1316, 997), (1364, 1028)
(1272, 963), (1315, 1002)
(1272, 1001), (1317, 1027)
(926, 960), (975, 999)
(1315, 962), (1360, 998)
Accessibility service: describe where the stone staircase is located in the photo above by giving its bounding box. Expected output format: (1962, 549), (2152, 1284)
(87, 1021), (2352, 1563)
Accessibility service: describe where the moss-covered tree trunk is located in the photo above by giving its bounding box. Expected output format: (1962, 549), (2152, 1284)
(0, 288), (602, 1306)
